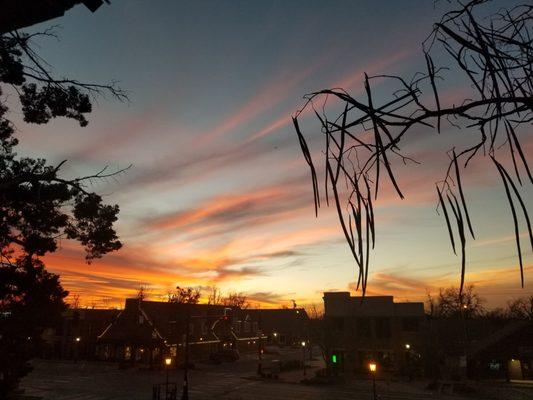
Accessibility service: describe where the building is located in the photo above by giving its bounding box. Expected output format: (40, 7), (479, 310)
(322, 292), (425, 374)
(96, 299), (265, 365)
(244, 308), (309, 347)
(41, 308), (120, 360)
(468, 320), (533, 381)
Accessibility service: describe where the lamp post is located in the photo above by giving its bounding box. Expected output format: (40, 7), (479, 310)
(164, 356), (172, 397)
(369, 362), (377, 400)
(74, 337), (81, 363)
(460, 302), (469, 375)
(257, 330), (263, 376)
(181, 310), (190, 400)
(301, 341), (307, 378)
(404, 343), (412, 381)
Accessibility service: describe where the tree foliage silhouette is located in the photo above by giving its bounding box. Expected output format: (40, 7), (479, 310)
(168, 286), (201, 304)
(0, 29), (126, 395)
(427, 285), (485, 318)
(293, 0), (532, 296)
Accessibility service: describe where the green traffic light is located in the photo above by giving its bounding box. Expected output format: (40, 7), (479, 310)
(332, 354), (337, 364)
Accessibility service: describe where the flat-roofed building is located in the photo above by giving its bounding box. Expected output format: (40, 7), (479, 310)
(322, 292), (425, 374)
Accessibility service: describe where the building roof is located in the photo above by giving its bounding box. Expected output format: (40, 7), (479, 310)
(98, 299), (254, 346)
(64, 308), (120, 321)
(323, 292), (424, 317)
(243, 308), (308, 334)
(469, 320), (533, 359)
(0, 1), (107, 34)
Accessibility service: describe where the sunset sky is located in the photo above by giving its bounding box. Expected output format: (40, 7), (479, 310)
(15, 0), (531, 309)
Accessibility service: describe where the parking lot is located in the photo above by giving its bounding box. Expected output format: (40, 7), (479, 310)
(18, 356), (533, 400)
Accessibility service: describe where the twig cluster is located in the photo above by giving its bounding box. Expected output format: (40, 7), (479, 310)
(293, 0), (532, 295)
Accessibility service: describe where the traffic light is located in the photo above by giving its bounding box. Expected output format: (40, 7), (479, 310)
(331, 354), (337, 364)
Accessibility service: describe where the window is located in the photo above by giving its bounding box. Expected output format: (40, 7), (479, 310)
(252, 322), (258, 333)
(168, 321), (178, 338)
(138, 314), (144, 324)
(201, 321), (208, 335)
(233, 320), (241, 334)
(244, 321), (250, 333)
(375, 318), (391, 339)
(356, 318), (372, 339)
(402, 317), (419, 332)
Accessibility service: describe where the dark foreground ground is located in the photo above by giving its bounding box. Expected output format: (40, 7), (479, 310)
(17, 356), (533, 400)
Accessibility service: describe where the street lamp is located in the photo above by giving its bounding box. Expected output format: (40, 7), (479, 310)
(74, 337), (81, 363)
(369, 362), (377, 400)
(164, 357), (172, 397)
(301, 341), (307, 378)
(405, 343), (410, 349)
(257, 330), (263, 376)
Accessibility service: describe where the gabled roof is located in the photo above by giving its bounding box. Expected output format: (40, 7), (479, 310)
(98, 299), (240, 345)
(469, 320), (532, 358)
(98, 300), (163, 345)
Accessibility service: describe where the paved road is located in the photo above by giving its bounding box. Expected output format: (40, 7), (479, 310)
(18, 359), (484, 400)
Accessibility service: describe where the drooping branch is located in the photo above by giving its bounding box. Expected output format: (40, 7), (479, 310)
(293, 0), (532, 295)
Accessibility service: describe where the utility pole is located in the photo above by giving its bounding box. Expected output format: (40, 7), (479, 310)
(181, 309), (190, 400)
(257, 311), (263, 375)
(301, 341), (307, 378)
(257, 330), (263, 375)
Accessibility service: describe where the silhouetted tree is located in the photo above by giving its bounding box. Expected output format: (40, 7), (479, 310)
(168, 286), (201, 304)
(136, 284), (150, 301)
(505, 295), (533, 319)
(293, 0), (532, 296)
(206, 286), (223, 305)
(222, 292), (249, 309)
(307, 305), (336, 375)
(69, 294), (81, 309)
(427, 285), (485, 318)
(0, 28), (126, 395)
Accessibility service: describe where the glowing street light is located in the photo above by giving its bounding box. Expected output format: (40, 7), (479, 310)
(164, 356), (172, 396)
(73, 337), (81, 363)
(405, 343), (410, 350)
(301, 341), (307, 378)
(369, 362), (377, 400)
